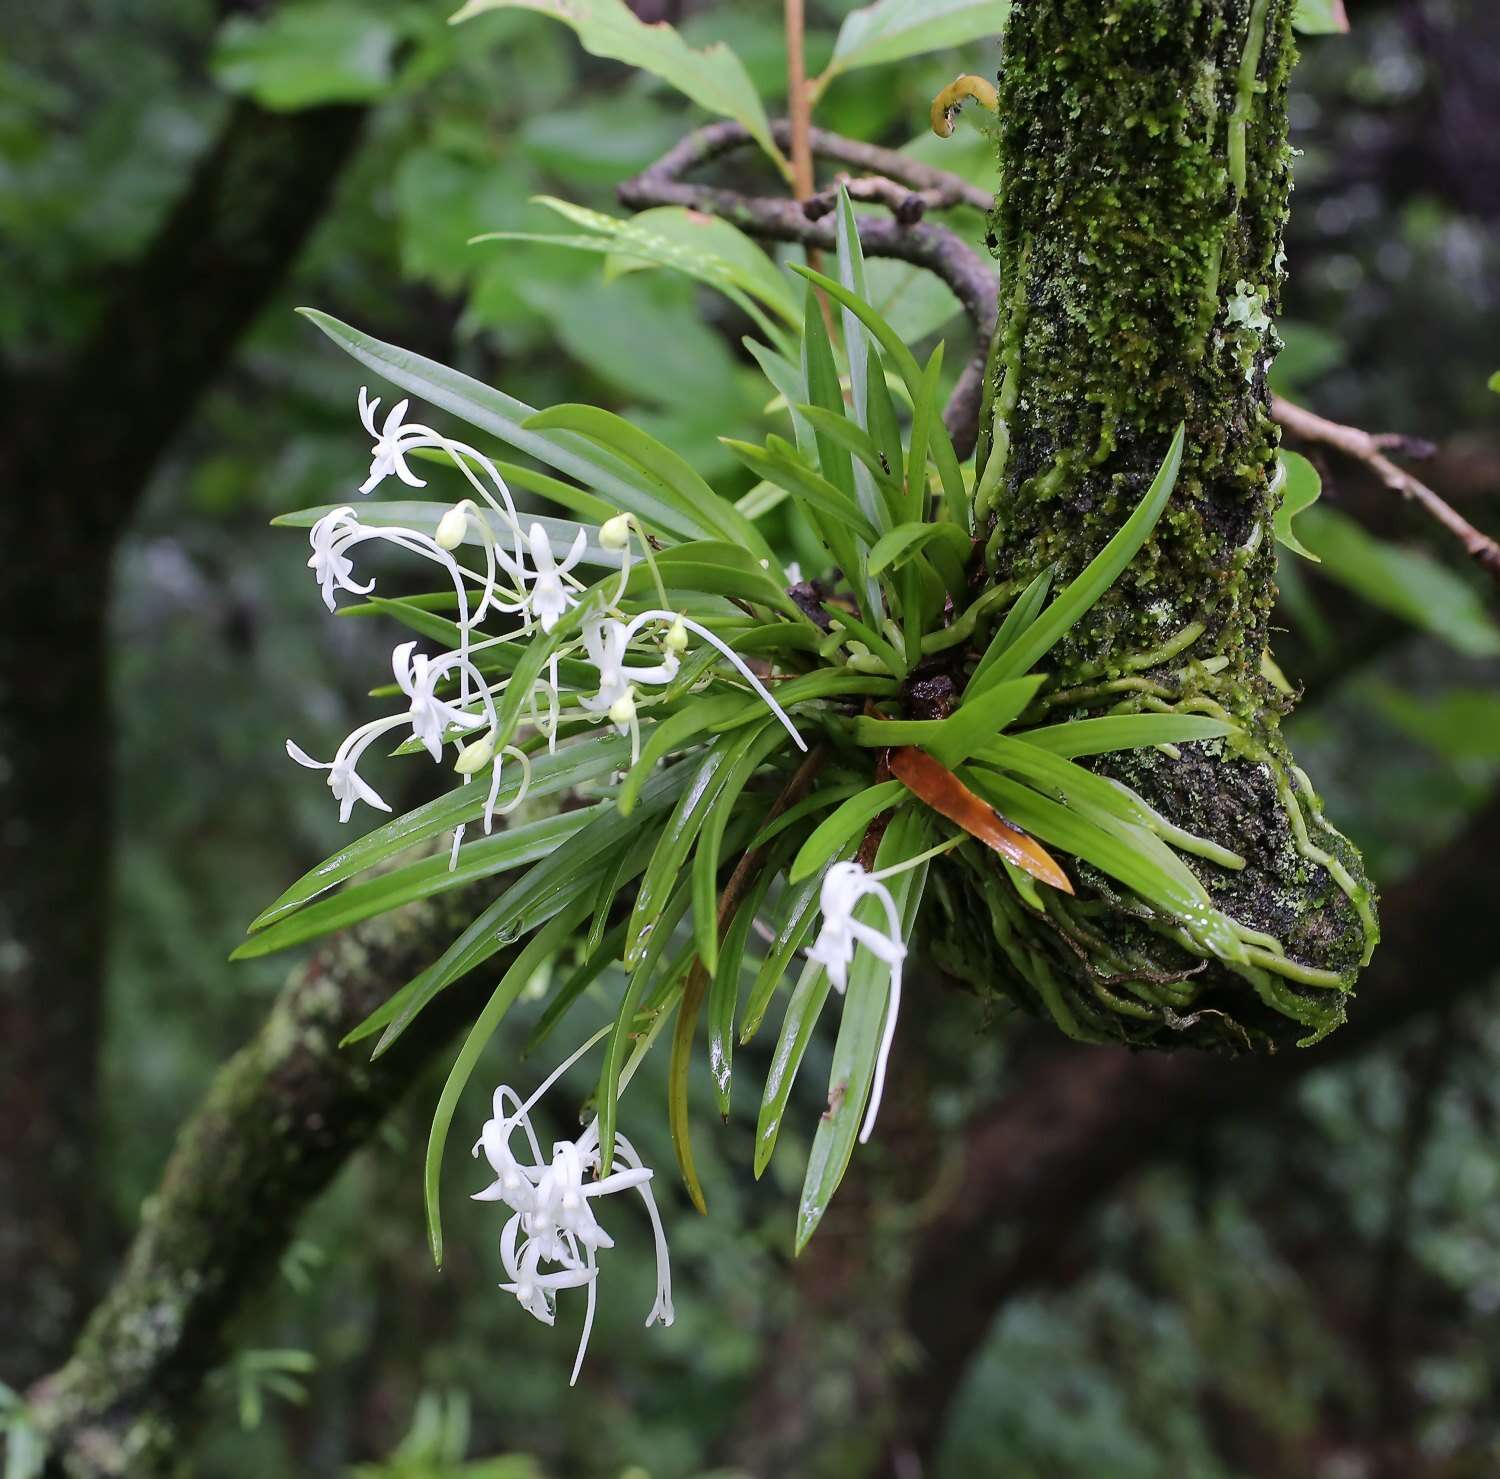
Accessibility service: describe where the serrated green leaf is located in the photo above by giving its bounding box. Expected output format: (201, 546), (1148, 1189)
(824, 0), (1008, 82)
(1298, 506), (1500, 657)
(481, 199), (799, 328)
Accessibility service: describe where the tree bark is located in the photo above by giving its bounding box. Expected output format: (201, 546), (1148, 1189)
(0, 96), (364, 1385)
(933, 0), (1379, 1054)
(26, 884), (506, 1479)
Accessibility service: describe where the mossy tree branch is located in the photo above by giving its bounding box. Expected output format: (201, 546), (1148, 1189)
(26, 885), (509, 1479)
(934, 0), (1379, 1052)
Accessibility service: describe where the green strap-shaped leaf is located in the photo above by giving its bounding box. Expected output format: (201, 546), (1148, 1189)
(354, 764), (695, 1055)
(690, 724), (786, 976)
(619, 695), (760, 816)
(524, 922), (628, 1057)
(753, 958), (833, 1179)
(788, 779), (906, 882)
(298, 309), (706, 543)
(796, 808), (931, 1249)
(962, 768), (1247, 964)
(791, 265), (969, 527)
(423, 899), (588, 1269)
(850, 675), (1045, 767)
(967, 566), (1054, 700)
(621, 540), (802, 617)
(247, 732), (632, 931)
(232, 809), (599, 961)
(720, 436), (880, 546)
(523, 404), (770, 558)
(706, 832), (792, 1118)
(625, 727), (769, 970)
(1016, 715), (1235, 758)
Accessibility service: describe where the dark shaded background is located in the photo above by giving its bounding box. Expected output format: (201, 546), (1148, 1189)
(2, 2), (1498, 1475)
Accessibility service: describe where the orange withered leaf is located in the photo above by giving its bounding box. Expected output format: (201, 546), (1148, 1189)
(889, 746), (1074, 895)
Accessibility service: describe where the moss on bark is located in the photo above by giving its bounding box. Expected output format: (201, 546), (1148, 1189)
(27, 883), (508, 1479)
(934, 0), (1378, 1052)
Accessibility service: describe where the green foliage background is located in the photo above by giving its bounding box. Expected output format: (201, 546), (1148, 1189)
(5, 1), (1499, 1474)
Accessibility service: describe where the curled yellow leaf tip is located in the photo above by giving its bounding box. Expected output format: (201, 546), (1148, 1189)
(930, 74), (999, 139)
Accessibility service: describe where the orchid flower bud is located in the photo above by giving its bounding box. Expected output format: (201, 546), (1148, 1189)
(599, 513), (631, 551)
(435, 502), (470, 551)
(455, 731), (497, 775)
(664, 617), (689, 655)
(607, 688), (637, 727)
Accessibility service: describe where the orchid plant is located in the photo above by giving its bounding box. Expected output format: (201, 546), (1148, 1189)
(241, 192), (1253, 1379)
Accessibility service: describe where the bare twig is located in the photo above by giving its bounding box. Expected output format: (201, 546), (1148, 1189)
(784, 1), (815, 204)
(1273, 394), (1500, 583)
(620, 120), (999, 457)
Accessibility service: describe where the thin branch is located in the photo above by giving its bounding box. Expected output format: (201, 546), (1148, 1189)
(1273, 394), (1500, 583)
(784, 1), (815, 204)
(620, 121), (999, 458)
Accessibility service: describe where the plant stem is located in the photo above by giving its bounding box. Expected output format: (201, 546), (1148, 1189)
(785, 0), (815, 204)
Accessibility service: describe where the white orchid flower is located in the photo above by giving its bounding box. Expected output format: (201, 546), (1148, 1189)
(526, 522), (588, 632)
(469, 1029), (673, 1385)
(284, 714), (405, 824)
(358, 387), (427, 494)
(305, 507), (374, 612)
(391, 641), (489, 763)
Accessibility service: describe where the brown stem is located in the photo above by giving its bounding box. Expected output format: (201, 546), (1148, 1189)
(1273, 394), (1500, 583)
(784, 0), (815, 204)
